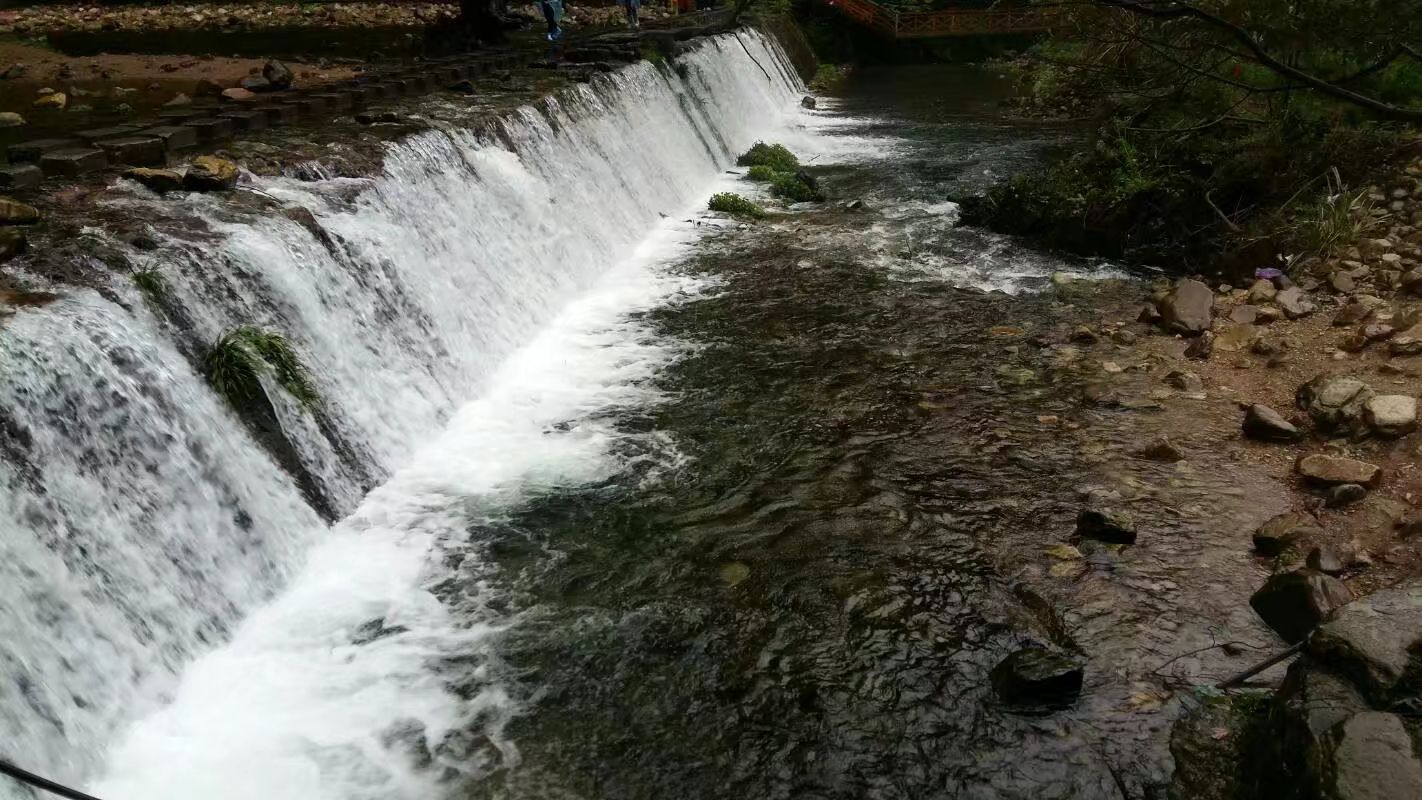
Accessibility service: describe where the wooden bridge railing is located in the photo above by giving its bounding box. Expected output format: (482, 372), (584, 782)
(820, 0), (1055, 39)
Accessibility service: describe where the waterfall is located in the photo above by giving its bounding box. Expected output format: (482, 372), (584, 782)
(0, 30), (804, 800)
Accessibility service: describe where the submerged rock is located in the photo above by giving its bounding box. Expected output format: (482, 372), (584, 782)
(1156, 278), (1214, 335)
(989, 647), (1084, 706)
(1251, 569), (1351, 643)
(1243, 404), (1302, 442)
(1296, 455), (1382, 488)
(1076, 508), (1137, 544)
(182, 156), (239, 191)
(1135, 435), (1185, 462)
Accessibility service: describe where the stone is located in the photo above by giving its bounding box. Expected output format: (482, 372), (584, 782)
(1165, 369), (1203, 394)
(182, 155), (240, 191)
(1277, 287), (1318, 319)
(1256, 306), (1284, 324)
(239, 75), (274, 93)
(1138, 304), (1162, 324)
(801, 95), (817, 109)
(1272, 662), (1370, 767)
(0, 229), (26, 264)
(1228, 304), (1258, 325)
(1324, 484), (1368, 509)
(1254, 511), (1322, 556)
(95, 136), (165, 167)
(1156, 278), (1215, 335)
(1308, 580), (1422, 703)
(163, 92), (192, 107)
(0, 165), (42, 190)
(183, 117), (235, 143)
(0, 197), (39, 225)
(263, 59), (295, 90)
(0, 112), (24, 128)
(1243, 404), (1303, 442)
(7, 138), (78, 163)
(124, 167), (183, 194)
(38, 148), (106, 177)
(1135, 435), (1185, 462)
(448, 79), (477, 95)
(989, 648), (1085, 706)
(1313, 712), (1422, 800)
(221, 87), (256, 102)
(1111, 329), (1136, 345)
(311, 93), (353, 111)
(253, 104), (300, 126)
(1330, 271), (1357, 294)
(1362, 323), (1395, 342)
(1334, 303), (1372, 327)
(1364, 395), (1417, 437)
(1246, 278), (1277, 304)
(1389, 336), (1422, 356)
(32, 92), (65, 110)
(1297, 375), (1374, 434)
(1249, 569), (1351, 643)
(1307, 545), (1348, 574)
(1184, 330), (1214, 359)
(194, 78), (225, 97)
(1069, 325), (1098, 344)
(137, 125), (198, 153)
(1076, 508), (1137, 544)
(1297, 455), (1382, 488)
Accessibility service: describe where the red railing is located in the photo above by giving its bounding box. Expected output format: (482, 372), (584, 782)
(820, 0), (1055, 38)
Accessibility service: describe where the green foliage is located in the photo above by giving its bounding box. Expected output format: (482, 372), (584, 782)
(736, 142), (799, 172)
(745, 165), (779, 181)
(708, 192), (767, 219)
(205, 326), (320, 410)
(131, 270), (167, 304)
(770, 172), (824, 203)
(640, 46), (666, 65)
(809, 64), (850, 92)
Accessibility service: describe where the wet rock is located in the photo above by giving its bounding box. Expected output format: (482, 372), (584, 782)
(221, 87), (255, 102)
(379, 717), (432, 768)
(0, 229), (27, 264)
(0, 197), (39, 225)
(1297, 455), (1382, 488)
(1184, 330), (1214, 360)
(124, 167), (183, 194)
(1243, 404), (1303, 442)
(0, 112), (23, 128)
(1277, 287), (1318, 319)
(1364, 395), (1417, 437)
(181, 155), (239, 191)
(1135, 435), (1185, 462)
(1076, 508), (1137, 544)
(262, 59), (294, 90)
(1156, 278), (1215, 335)
(194, 78), (224, 97)
(801, 95), (817, 109)
(1307, 545), (1347, 575)
(1312, 712), (1422, 799)
(33, 91), (65, 110)
(1308, 580), (1422, 703)
(989, 647), (1084, 706)
(1297, 375), (1374, 434)
(1250, 568), (1351, 643)
(1324, 484), (1368, 509)
(1246, 278), (1277, 304)
(1165, 369), (1204, 394)
(1254, 511), (1322, 555)
(238, 75), (273, 93)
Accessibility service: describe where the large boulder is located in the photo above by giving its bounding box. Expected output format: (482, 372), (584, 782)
(1254, 511), (1322, 556)
(1312, 712), (1422, 800)
(1363, 395), (1417, 438)
(1156, 278), (1215, 335)
(182, 156), (240, 191)
(1297, 455), (1382, 489)
(1243, 404), (1303, 442)
(989, 647), (1084, 706)
(262, 59), (294, 90)
(1297, 375), (1374, 434)
(1250, 568), (1351, 643)
(1308, 580), (1422, 704)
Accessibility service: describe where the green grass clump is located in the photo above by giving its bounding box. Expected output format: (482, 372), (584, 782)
(770, 172), (824, 203)
(746, 164), (779, 182)
(708, 192), (766, 219)
(736, 142), (799, 172)
(131, 269), (167, 303)
(205, 325), (320, 410)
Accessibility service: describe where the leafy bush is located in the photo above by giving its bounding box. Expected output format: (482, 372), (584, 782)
(708, 192), (767, 219)
(205, 326), (320, 410)
(809, 64), (850, 92)
(746, 165), (779, 182)
(736, 142), (799, 172)
(770, 172), (824, 203)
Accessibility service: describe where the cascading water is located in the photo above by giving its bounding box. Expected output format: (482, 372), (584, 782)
(0, 30), (805, 799)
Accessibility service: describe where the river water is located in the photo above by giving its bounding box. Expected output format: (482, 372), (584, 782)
(0, 34), (1278, 800)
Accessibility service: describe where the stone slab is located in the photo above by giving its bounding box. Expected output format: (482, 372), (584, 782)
(75, 124), (144, 143)
(38, 147), (107, 177)
(137, 125), (199, 153)
(253, 104), (300, 126)
(182, 117), (236, 143)
(7, 138), (81, 163)
(310, 92), (353, 112)
(95, 136), (166, 167)
(218, 110), (268, 132)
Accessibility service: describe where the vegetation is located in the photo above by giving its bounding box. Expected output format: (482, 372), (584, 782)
(970, 0), (1422, 275)
(770, 171), (825, 203)
(709, 192), (768, 219)
(131, 269), (167, 305)
(746, 164), (780, 182)
(736, 142), (800, 173)
(809, 63), (851, 93)
(204, 326), (320, 411)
